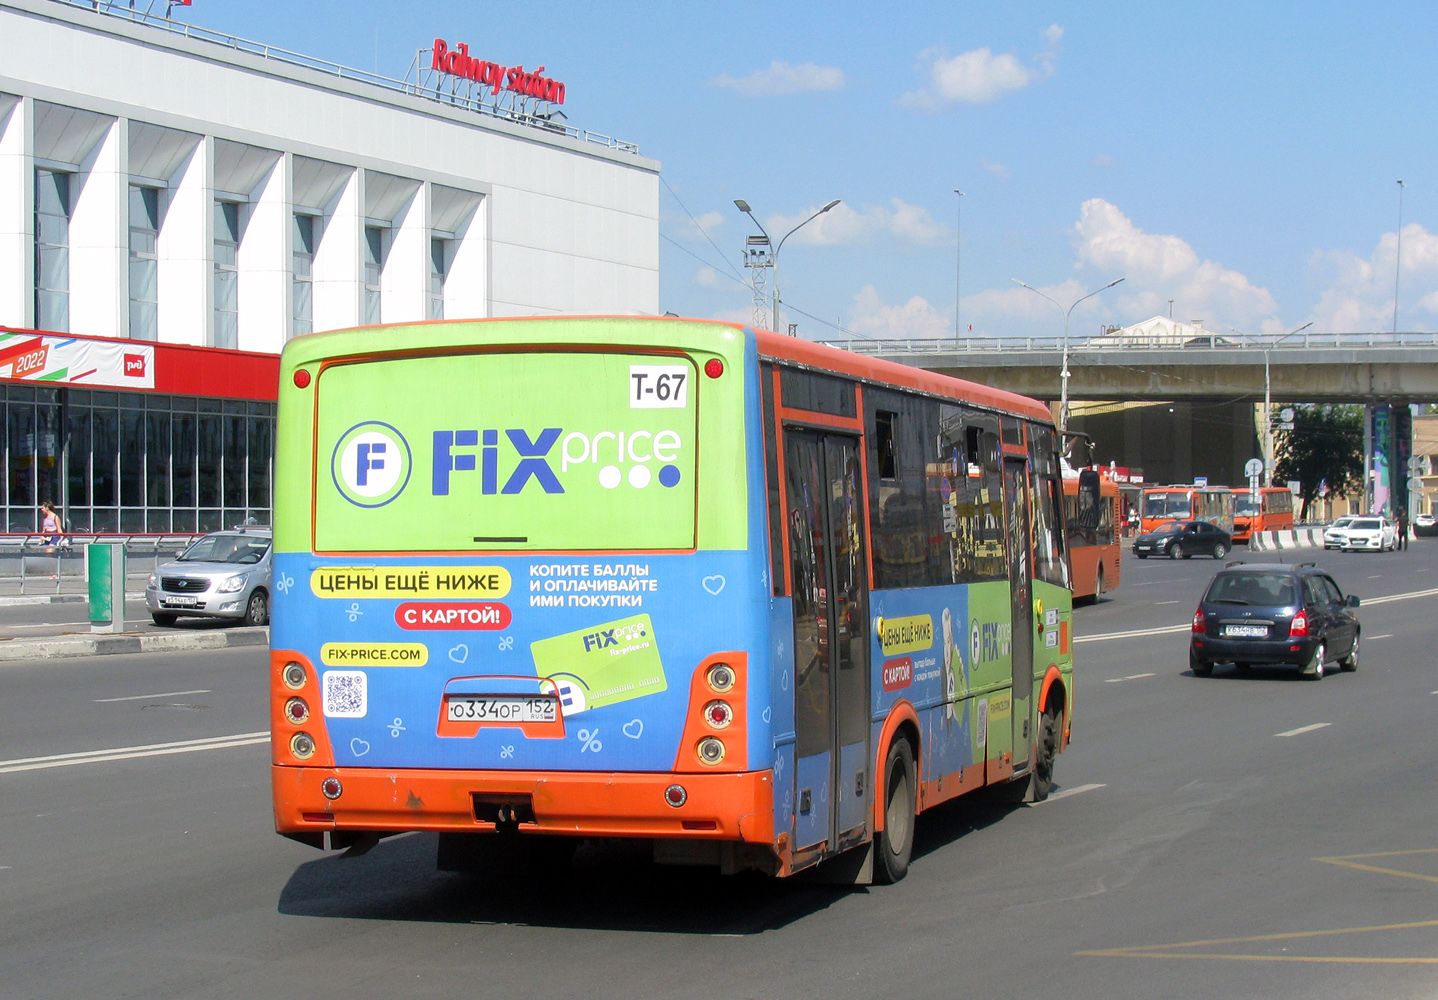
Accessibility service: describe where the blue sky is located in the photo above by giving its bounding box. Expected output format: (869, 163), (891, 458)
(185, 1), (1438, 341)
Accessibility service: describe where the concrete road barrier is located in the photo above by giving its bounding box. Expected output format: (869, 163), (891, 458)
(0, 627), (267, 662)
(1251, 527), (1327, 551)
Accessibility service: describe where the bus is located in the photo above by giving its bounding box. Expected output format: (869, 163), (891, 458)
(270, 317), (1075, 885)
(1231, 486), (1295, 542)
(1140, 485), (1234, 536)
(1064, 469), (1121, 601)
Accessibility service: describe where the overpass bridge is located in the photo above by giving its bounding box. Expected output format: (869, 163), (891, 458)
(819, 331), (1438, 403)
(820, 331), (1438, 496)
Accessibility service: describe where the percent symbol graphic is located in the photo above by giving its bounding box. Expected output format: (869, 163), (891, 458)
(577, 728), (602, 753)
(497, 636), (514, 651)
(275, 573), (294, 594)
(345, 603), (363, 622)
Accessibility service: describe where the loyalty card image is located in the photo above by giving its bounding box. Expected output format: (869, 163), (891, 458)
(530, 614), (667, 714)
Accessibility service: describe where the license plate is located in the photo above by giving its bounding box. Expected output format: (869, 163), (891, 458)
(162, 597), (201, 607)
(446, 696), (557, 723)
(1223, 624), (1268, 638)
(1136, 545), (1150, 550)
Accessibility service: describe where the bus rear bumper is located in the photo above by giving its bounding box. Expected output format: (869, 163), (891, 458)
(273, 765), (775, 844)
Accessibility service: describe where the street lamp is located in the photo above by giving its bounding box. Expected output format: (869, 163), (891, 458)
(1012, 277), (1125, 431)
(1230, 319), (1312, 486)
(734, 198), (840, 334)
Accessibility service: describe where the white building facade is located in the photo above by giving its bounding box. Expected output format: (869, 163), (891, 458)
(0, 0), (659, 534)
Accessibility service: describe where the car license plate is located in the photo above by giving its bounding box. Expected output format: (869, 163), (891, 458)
(446, 696), (557, 723)
(162, 597), (201, 607)
(1136, 544), (1150, 550)
(1223, 624), (1268, 638)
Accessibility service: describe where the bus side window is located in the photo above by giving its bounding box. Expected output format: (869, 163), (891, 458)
(874, 411), (898, 480)
(760, 362), (785, 597)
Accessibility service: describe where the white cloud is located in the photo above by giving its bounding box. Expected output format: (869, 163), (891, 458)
(900, 25), (1062, 110)
(678, 210), (725, 241)
(1092, 152), (1115, 168)
(983, 160), (1010, 180)
(764, 198), (948, 248)
(693, 266), (722, 289)
(1310, 224), (1438, 331)
(848, 286), (952, 339)
(710, 61), (845, 97)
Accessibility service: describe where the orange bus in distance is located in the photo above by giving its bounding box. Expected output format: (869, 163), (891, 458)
(1232, 487), (1295, 542)
(1140, 485), (1234, 536)
(1064, 469), (1121, 602)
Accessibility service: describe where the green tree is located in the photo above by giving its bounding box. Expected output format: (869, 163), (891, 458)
(1273, 404), (1364, 519)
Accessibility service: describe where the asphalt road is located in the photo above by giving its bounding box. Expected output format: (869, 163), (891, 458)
(0, 598), (243, 639)
(2, 542), (1437, 999)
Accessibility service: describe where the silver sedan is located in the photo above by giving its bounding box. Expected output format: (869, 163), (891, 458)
(145, 529), (272, 626)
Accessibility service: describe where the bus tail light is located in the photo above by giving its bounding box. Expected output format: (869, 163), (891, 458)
(321, 777), (342, 800)
(704, 358), (724, 379)
(1289, 610), (1308, 638)
(1192, 608), (1206, 634)
(673, 653), (748, 772)
(285, 698), (309, 725)
(283, 662), (307, 689)
(664, 784), (687, 807)
(290, 733), (316, 760)
(272, 650), (336, 767)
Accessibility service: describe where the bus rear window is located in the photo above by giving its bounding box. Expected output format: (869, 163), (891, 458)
(1144, 492), (1190, 518)
(313, 352), (698, 551)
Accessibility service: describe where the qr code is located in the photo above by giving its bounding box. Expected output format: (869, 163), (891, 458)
(976, 698), (988, 749)
(322, 670), (367, 718)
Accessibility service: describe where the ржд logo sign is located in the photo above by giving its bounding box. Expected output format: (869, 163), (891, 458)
(332, 422), (412, 508)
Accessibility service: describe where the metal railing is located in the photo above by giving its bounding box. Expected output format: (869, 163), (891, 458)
(821, 331), (1438, 356)
(0, 534), (203, 596)
(50, 0), (640, 154)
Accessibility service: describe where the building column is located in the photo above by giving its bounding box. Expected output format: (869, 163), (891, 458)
(238, 152), (289, 354)
(1173, 403), (1193, 483)
(312, 167), (361, 332)
(68, 116), (126, 339)
(157, 134), (213, 346)
(446, 191), (487, 320)
(0, 94), (33, 328)
(382, 179), (426, 323)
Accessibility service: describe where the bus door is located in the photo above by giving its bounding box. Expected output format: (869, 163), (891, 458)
(784, 430), (871, 856)
(1003, 457), (1035, 771)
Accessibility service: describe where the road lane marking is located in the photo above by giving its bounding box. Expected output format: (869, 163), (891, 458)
(1367, 634), (1394, 639)
(1155, 600), (1179, 605)
(1363, 585), (1438, 605)
(93, 689), (212, 703)
(1276, 723), (1331, 738)
(1076, 918), (1438, 964)
(1316, 849), (1438, 884)
(0, 731), (268, 774)
(1104, 673), (1155, 683)
(1030, 782), (1104, 805)
(1077, 624), (1189, 643)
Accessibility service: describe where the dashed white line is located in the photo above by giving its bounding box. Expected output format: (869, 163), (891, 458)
(0, 731), (268, 774)
(1155, 600), (1179, 605)
(1104, 672), (1156, 683)
(1276, 723), (1331, 738)
(1368, 634), (1395, 640)
(1076, 624), (1190, 643)
(1030, 782), (1105, 805)
(93, 689), (212, 703)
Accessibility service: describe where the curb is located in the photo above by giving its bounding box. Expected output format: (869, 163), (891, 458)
(0, 591), (146, 607)
(0, 627), (269, 661)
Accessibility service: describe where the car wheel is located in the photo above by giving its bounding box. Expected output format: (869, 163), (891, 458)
(1213, 542), (1228, 559)
(1030, 710), (1060, 802)
(243, 590), (269, 627)
(1190, 648), (1213, 677)
(1169, 543), (1182, 560)
(1136, 553), (1148, 559)
(874, 737), (916, 884)
(1306, 642), (1326, 680)
(151, 612), (178, 627)
(1339, 635), (1359, 672)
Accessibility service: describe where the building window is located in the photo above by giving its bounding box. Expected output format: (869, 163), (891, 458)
(128, 186), (159, 342)
(35, 169), (70, 332)
(214, 201), (240, 349)
(292, 213), (316, 338)
(429, 237), (448, 320)
(364, 225), (384, 325)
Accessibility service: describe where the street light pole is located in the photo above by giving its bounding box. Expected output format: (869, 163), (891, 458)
(1012, 277), (1125, 432)
(734, 198), (840, 334)
(954, 189), (963, 348)
(1394, 179), (1406, 334)
(1233, 320), (1313, 487)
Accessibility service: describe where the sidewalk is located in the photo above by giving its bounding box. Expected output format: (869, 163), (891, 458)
(0, 625), (268, 662)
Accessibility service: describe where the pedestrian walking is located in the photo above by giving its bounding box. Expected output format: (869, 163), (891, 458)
(1397, 508), (1409, 550)
(39, 500), (65, 580)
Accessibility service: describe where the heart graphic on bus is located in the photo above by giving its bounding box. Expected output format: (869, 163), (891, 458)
(702, 575), (726, 596)
(623, 719), (644, 739)
(448, 643), (468, 664)
(350, 738), (370, 757)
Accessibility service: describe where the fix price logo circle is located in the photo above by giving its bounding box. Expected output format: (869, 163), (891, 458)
(332, 421), (411, 507)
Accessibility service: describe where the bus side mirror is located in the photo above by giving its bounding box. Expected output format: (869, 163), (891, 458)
(1346, 595), (1360, 608)
(1078, 469), (1101, 507)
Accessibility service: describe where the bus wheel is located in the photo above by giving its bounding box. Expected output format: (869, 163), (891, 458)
(1093, 567), (1105, 603)
(1031, 710), (1060, 802)
(874, 737), (915, 884)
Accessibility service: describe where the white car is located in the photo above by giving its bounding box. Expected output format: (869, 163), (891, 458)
(1323, 516), (1355, 550)
(1342, 517), (1397, 552)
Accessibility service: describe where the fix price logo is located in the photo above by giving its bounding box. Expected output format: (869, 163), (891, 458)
(332, 422), (412, 508)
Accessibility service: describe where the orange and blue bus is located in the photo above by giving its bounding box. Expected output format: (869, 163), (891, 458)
(1064, 469), (1121, 602)
(270, 317), (1075, 884)
(1232, 487), (1295, 542)
(1140, 485), (1234, 536)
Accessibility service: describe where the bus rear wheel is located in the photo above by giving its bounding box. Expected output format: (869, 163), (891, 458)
(874, 737), (915, 884)
(1031, 710), (1060, 802)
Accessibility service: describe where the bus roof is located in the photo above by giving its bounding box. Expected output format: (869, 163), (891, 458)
(282, 315), (1056, 425)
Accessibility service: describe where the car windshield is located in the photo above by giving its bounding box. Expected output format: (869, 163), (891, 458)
(1329, 518), (1353, 529)
(1206, 573), (1296, 606)
(1144, 492), (1191, 518)
(1234, 496), (1261, 516)
(1350, 519), (1381, 530)
(177, 534), (271, 564)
